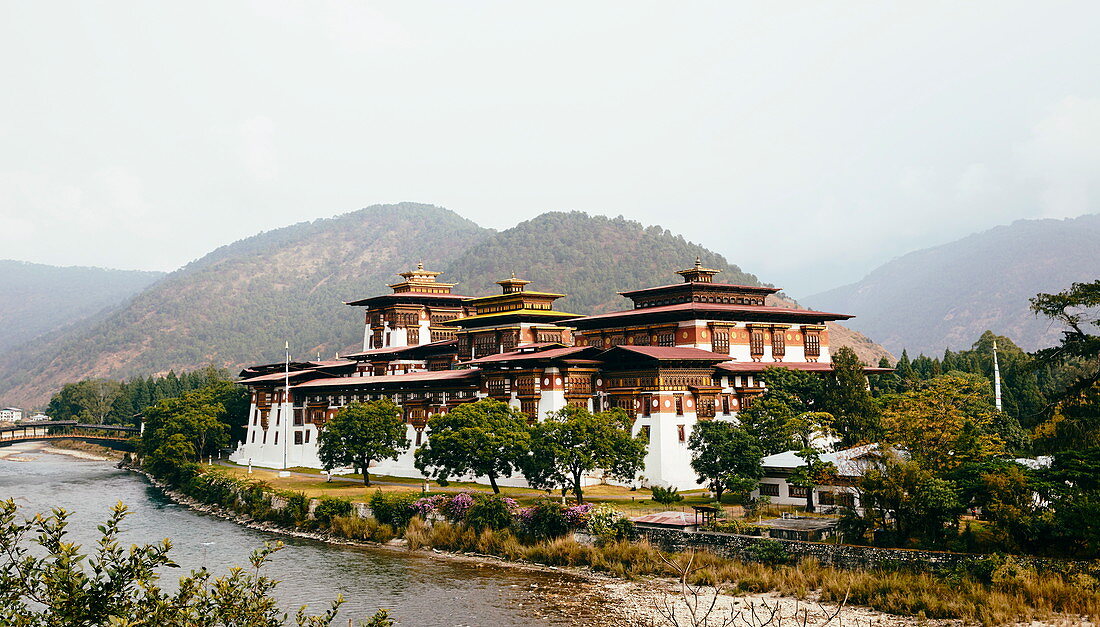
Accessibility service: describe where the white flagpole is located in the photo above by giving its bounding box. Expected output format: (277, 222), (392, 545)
(284, 340), (290, 470)
(992, 339), (1003, 412)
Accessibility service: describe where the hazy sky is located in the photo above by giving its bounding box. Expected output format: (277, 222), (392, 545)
(2, 2), (1098, 296)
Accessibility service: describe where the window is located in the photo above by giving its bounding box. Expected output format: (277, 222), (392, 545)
(789, 485), (809, 498)
(407, 326), (420, 344)
(415, 429), (423, 446)
(818, 491), (835, 505)
(758, 483), (780, 497)
(262, 432), (266, 444)
(251, 431), (256, 443)
(677, 424), (686, 443)
(293, 408), (304, 426)
(520, 399), (538, 420)
(805, 332), (821, 358)
(674, 395), (684, 416)
(772, 329), (786, 358)
(712, 330), (730, 354)
(293, 431), (303, 445)
(721, 396), (730, 415)
(273, 432), (278, 445)
(305, 430), (311, 444)
(749, 330), (765, 357)
(838, 492), (856, 508)
(642, 395), (651, 417)
(658, 332), (675, 347)
(639, 425), (651, 442)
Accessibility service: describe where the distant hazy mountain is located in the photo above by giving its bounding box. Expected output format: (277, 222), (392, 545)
(0, 260), (164, 354)
(805, 214), (1100, 356)
(0, 204), (889, 407)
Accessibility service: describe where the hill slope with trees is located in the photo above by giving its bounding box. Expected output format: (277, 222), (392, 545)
(804, 214), (1100, 355)
(0, 260), (164, 354)
(0, 204), (888, 407)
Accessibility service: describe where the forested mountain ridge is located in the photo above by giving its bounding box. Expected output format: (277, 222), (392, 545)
(805, 213), (1100, 356)
(0, 204), (889, 407)
(0, 260), (164, 354)
(443, 212), (764, 314)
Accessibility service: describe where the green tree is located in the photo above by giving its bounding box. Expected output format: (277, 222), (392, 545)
(317, 400), (409, 486)
(687, 420), (763, 503)
(784, 411), (836, 513)
(0, 499), (392, 626)
(414, 398), (530, 493)
(523, 406), (646, 503)
(823, 347), (883, 446)
(738, 368), (825, 455)
(142, 388), (230, 467)
(858, 452), (964, 548)
(880, 372), (1005, 473)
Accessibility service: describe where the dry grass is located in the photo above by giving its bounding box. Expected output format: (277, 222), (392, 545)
(393, 520), (1100, 626)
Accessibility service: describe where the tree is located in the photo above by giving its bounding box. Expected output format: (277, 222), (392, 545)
(880, 372), (1005, 473)
(46, 379), (122, 424)
(414, 399), (531, 493)
(823, 347), (883, 446)
(317, 400), (409, 486)
(1029, 280), (1100, 450)
(687, 421), (762, 503)
(522, 406), (646, 503)
(738, 367), (825, 455)
(784, 411), (836, 513)
(142, 388), (230, 467)
(857, 452), (964, 548)
(0, 499), (391, 626)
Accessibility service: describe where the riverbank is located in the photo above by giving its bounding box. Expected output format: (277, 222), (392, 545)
(131, 466), (972, 626)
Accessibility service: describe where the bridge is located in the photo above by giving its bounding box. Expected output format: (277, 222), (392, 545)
(0, 421), (140, 451)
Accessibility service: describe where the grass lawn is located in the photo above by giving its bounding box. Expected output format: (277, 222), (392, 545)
(209, 462), (771, 518)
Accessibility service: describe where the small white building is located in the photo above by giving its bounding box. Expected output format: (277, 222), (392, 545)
(753, 444), (888, 513)
(0, 407), (23, 423)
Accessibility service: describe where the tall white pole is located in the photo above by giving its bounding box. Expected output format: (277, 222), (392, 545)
(284, 340), (290, 470)
(992, 339), (1003, 412)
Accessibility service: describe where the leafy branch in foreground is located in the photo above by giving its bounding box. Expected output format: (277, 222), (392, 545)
(0, 499), (391, 626)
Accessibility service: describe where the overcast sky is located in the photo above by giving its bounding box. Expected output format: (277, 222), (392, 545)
(1, 1), (1098, 297)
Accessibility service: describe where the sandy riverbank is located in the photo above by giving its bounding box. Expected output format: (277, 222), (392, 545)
(0, 441), (119, 462)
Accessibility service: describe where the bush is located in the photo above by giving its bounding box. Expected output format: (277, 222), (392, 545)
(517, 499), (571, 540)
(651, 485), (683, 505)
(441, 493), (474, 522)
(369, 490), (419, 529)
(743, 538), (791, 565)
(465, 494), (516, 531)
(274, 492), (310, 526)
(330, 515), (395, 542)
(587, 504), (635, 542)
(313, 497), (353, 529)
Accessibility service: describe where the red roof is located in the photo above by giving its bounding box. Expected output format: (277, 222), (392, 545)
(601, 345), (732, 361)
(345, 292), (472, 306)
(463, 346), (595, 365)
(619, 282), (780, 297)
(569, 302), (853, 325)
(716, 362), (893, 374)
(292, 369), (479, 389)
(238, 369), (321, 384)
(344, 339), (456, 360)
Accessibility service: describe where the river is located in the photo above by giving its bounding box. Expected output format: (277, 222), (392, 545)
(0, 445), (622, 626)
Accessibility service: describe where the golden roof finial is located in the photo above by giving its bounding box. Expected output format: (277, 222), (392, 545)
(417, 260), (424, 270)
(695, 256), (702, 268)
(511, 270), (516, 279)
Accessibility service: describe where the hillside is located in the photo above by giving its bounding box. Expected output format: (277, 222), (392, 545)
(0, 205), (890, 407)
(804, 214), (1100, 356)
(0, 261), (164, 354)
(444, 212), (764, 314)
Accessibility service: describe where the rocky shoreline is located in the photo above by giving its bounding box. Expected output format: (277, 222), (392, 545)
(127, 465), (957, 627)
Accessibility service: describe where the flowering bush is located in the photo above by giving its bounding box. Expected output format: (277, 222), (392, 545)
(442, 493), (475, 522)
(563, 503), (594, 528)
(412, 494), (446, 517)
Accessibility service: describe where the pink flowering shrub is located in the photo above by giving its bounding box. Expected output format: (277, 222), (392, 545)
(563, 503), (594, 528)
(442, 492), (475, 521)
(412, 494), (446, 517)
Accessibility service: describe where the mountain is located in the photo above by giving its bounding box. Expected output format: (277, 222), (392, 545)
(0, 204), (889, 407)
(804, 214), (1100, 356)
(0, 260), (164, 354)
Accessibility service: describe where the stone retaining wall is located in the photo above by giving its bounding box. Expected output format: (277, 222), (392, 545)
(638, 527), (1094, 576)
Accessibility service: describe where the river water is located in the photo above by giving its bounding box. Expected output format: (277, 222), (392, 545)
(0, 445), (621, 626)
